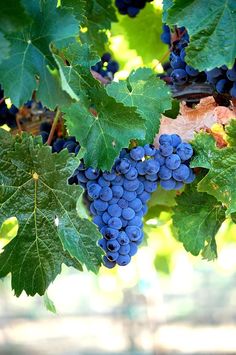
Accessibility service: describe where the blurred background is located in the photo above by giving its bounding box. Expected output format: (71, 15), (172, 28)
(1, 212), (236, 355)
(1, 1), (236, 354)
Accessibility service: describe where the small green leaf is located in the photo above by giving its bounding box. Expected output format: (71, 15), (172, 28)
(0, 0), (78, 107)
(201, 237), (217, 261)
(173, 182), (225, 257)
(43, 292), (57, 314)
(192, 132), (236, 215)
(106, 68), (172, 143)
(0, 130), (102, 296)
(191, 132), (215, 169)
(167, 0), (236, 71)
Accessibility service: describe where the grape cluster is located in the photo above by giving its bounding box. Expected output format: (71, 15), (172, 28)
(206, 62), (236, 97)
(157, 134), (195, 190)
(115, 0), (153, 17)
(160, 25), (207, 87)
(71, 135), (195, 268)
(160, 25), (236, 98)
(91, 53), (119, 80)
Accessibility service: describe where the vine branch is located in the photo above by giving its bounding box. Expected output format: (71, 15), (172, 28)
(46, 108), (61, 145)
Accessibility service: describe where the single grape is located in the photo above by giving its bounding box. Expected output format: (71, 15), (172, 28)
(159, 142), (174, 157)
(130, 146), (145, 161)
(103, 256), (116, 268)
(171, 134), (182, 148)
(160, 178), (176, 190)
(85, 167), (99, 180)
(144, 181), (158, 193)
(173, 164), (190, 181)
(116, 254), (131, 266)
(111, 185), (124, 198)
(165, 154), (181, 170)
(158, 165), (172, 180)
(119, 244), (131, 255)
(108, 204), (122, 217)
(125, 167), (138, 180)
(99, 186), (113, 201)
(144, 144), (156, 156)
(107, 251), (119, 262)
(94, 199), (108, 212)
(122, 207), (135, 221)
(126, 226), (141, 241)
(171, 69), (188, 85)
(107, 217), (122, 230)
(117, 232), (129, 245)
(107, 239), (120, 252)
(176, 142), (193, 161)
(128, 198), (142, 212)
(87, 183), (101, 199)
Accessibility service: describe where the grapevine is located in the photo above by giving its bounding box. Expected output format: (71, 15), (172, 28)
(0, 0), (236, 298)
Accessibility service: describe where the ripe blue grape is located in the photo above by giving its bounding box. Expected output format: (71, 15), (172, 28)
(122, 207), (135, 221)
(160, 178), (176, 190)
(107, 240), (120, 252)
(130, 146), (145, 161)
(108, 204), (122, 217)
(165, 154), (181, 170)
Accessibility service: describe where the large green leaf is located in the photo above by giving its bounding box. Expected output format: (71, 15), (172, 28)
(173, 181), (225, 259)
(167, 0), (236, 71)
(191, 133), (236, 216)
(116, 4), (166, 64)
(106, 68), (172, 143)
(0, 0), (78, 107)
(0, 130), (102, 296)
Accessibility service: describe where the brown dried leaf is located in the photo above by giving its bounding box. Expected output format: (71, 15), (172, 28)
(155, 96), (236, 145)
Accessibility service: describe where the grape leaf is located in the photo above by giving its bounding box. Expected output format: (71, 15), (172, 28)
(191, 132), (236, 216)
(52, 42), (100, 101)
(0, 0), (78, 107)
(173, 181), (225, 258)
(61, 0), (86, 24)
(54, 43), (146, 170)
(226, 119), (236, 147)
(167, 0), (236, 70)
(106, 68), (172, 143)
(0, 0), (30, 33)
(117, 4), (166, 64)
(43, 292), (57, 314)
(0, 130), (102, 296)
(63, 96), (146, 170)
(80, 0), (117, 54)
